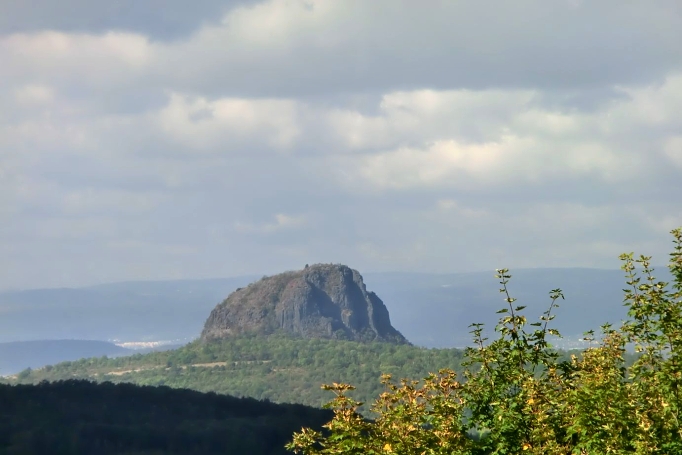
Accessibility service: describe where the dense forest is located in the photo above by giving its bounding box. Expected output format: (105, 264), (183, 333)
(0, 379), (331, 455)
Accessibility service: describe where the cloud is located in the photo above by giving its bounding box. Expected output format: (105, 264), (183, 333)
(13, 84), (55, 105)
(234, 214), (308, 234)
(343, 136), (632, 190)
(150, 0), (682, 97)
(154, 93), (301, 152)
(664, 136), (682, 167)
(1, 1), (682, 289)
(3, 0), (682, 104)
(0, 0), (258, 40)
(327, 75), (682, 191)
(1, 31), (151, 84)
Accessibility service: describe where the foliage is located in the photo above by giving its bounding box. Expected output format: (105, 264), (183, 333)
(0, 379), (331, 455)
(288, 228), (682, 454)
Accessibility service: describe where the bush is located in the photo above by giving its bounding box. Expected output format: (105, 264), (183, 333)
(288, 228), (682, 455)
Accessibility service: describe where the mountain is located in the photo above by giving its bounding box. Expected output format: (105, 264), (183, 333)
(201, 264), (408, 344)
(1, 267), (672, 348)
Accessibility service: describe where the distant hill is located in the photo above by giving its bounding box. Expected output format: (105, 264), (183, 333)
(0, 267), (672, 348)
(0, 340), (133, 375)
(363, 267), (672, 347)
(0, 276), (257, 343)
(202, 264), (408, 344)
(366, 269), (610, 347)
(0, 379), (331, 455)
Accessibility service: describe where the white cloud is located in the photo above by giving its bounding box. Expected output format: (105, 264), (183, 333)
(1, 31), (151, 87)
(13, 84), (54, 105)
(325, 89), (537, 151)
(221, 0), (341, 48)
(663, 136), (682, 167)
(339, 134), (636, 191)
(327, 76), (682, 190)
(612, 74), (682, 127)
(234, 214), (308, 234)
(154, 93), (301, 152)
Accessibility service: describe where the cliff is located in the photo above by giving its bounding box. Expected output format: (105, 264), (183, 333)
(201, 264), (408, 344)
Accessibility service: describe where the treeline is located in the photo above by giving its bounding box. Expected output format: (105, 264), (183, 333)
(0, 379), (331, 455)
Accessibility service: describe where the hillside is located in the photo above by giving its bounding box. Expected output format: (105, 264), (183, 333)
(202, 264), (408, 343)
(9, 334), (639, 415)
(9, 335), (465, 412)
(0, 379), (331, 455)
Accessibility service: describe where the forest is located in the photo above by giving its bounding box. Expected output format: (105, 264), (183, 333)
(0, 379), (331, 455)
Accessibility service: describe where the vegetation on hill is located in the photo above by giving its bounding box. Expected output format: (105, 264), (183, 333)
(9, 334), (466, 412)
(7, 331), (635, 415)
(0, 379), (331, 455)
(288, 228), (682, 454)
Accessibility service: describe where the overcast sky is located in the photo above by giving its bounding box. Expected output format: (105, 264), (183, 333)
(2, 0), (682, 290)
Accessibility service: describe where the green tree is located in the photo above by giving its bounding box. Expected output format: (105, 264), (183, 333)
(288, 228), (682, 454)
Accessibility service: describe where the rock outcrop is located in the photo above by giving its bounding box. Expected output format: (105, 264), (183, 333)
(201, 264), (408, 344)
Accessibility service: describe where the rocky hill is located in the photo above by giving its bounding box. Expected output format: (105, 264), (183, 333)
(201, 264), (408, 344)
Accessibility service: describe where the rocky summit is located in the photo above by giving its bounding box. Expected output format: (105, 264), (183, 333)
(201, 264), (408, 344)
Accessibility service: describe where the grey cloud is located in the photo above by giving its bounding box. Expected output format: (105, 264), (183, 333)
(3, 1), (681, 117)
(153, 0), (682, 97)
(0, 0), (258, 40)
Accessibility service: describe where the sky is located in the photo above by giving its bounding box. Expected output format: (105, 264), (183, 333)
(1, 0), (682, 290)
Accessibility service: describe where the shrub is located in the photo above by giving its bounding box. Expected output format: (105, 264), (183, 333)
(288, 228), (682, 454)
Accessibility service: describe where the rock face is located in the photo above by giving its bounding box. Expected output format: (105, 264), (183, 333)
(201, 264), (408, 344)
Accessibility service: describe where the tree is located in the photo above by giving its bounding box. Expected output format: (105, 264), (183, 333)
(288, 228), (682, 454)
